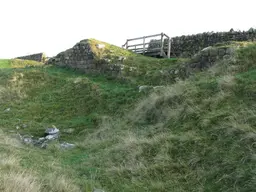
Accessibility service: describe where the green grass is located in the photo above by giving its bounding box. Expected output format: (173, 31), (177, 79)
(0, 59), (10, 68)
(70, 39), (184, 85)
(0, 43), (256, 192)
(0, 62), (142, 191)
(10, 59), (44, 68)
(0, 65), (141, 138)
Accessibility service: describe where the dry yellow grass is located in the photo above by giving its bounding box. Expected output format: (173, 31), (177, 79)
(0, 130), (82, 192)
(1, 172), (41, 192)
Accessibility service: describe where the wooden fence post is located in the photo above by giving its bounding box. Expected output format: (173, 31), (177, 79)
(167, 38), (171, 58)
(160, 33), (164, 57)
(126, 40), (128, 49)
(143, 36), (145, 55)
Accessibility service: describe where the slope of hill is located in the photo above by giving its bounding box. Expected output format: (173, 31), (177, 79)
(0, 43), (255, 192)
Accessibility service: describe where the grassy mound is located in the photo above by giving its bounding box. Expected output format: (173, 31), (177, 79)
(50, 38), (183, 85)
(89, 39), (186, 85)
(0, 43), (255, 191)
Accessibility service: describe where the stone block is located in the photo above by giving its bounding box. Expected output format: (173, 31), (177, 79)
(209, 48), (218, 57)
(218, 48), (226, 57)
(226, 47), (235, 55)
(201, 50), (209, 57)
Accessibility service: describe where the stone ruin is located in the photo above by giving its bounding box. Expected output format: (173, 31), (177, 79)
(47, 28), (256, 77)
(16, 52), (47, 63)
(47, 39), (128, 75)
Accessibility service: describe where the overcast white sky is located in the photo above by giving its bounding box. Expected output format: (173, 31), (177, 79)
(0, 0), (255, 58)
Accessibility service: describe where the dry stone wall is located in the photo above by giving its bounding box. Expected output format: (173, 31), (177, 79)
(161, 44), (238, 82)
(49, 29), (256, 78)
(49, 40), (95, 69)
(187, 45), (236, 70)
(16, 53), (46, 62)
(47, 39), (123, 75)
(148, 28), (256, 57)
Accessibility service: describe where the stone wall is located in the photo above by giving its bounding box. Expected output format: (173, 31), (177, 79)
(47, 39), (126, 75)
(16, 53), (46, 63)
(48, 40), (94, 69)
(160, 44), (240, 83)
(187, 44), (236, 70)
(148, 28), (256, 57)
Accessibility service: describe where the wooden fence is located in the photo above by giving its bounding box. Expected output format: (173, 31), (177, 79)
(122, 33), (171, 58)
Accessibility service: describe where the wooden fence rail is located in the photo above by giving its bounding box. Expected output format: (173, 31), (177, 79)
(122, 33), (171, 58)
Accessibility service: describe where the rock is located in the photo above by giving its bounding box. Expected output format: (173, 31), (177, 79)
(153, 86), (165, 91)
(201, 46), (212, 52)
(22, 136), (33, 145)
(38, 137), (46, 142)
(104, 58), (111, 63)
(4, 108), (11, 112)
(96, 44), (105, 49)
(209, 47), (218, 57)
(118, 56), (126, 61)
(223, 55), (231, 60)
(45, 134), (59, 140)
(93, 189), (105, 192)
(60, 142), (75, 149)
(33, 140), (48, 148)
(18, 126), (75, 149)
(218, 48), (226, 56)
(32, 137), (48, 148)
(138, 85), (153, 93)
(45, 127), (60, 135)
(16, 126), (20, 130)
(40, 142), (48, 149)
(23, 138), (33, 144)
(17, 124), (79, 150)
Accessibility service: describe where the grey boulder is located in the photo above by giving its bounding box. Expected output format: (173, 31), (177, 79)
(45, 127), (60, 135)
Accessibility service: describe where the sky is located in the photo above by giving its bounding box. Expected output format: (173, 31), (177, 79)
(0, 0), (255, 58)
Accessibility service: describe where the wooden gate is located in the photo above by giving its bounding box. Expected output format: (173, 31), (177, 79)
(122, 33), (171, 58)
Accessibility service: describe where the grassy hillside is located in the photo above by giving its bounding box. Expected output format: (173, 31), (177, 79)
(0, 44), (256, 192)
(51, 38), (183, 86)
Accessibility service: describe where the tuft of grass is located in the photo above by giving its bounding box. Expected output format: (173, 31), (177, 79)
(1, 172), (41, 192)
(236, 43), (256, 71)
